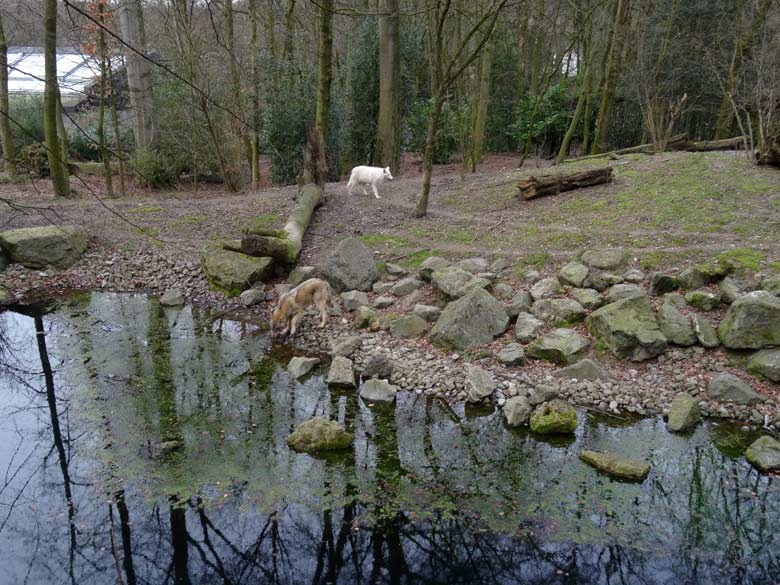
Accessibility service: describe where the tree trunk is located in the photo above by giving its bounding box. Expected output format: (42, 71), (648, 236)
(470, 36), (494, 172)
(249, 0), (261, 189)
(284, 0), (297, 60)
(118, 0), (156, 151)
(591, 0), (631, 154)
(0, 12), (14, 176)
(315, 0), (334, 143)
(374, 0), (401, 172)
(44, 0), (70, 197)
(518, 167), (614, 200)
(107, 61), (126, 195)
(686, 136), (746, 152)
(97, 1), (114, 196)
(413, 93), (444, 218)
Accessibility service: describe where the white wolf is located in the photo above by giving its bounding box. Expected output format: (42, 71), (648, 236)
(347, 166), (394, 199)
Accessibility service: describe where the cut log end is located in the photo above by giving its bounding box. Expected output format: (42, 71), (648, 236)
(518, 166), (614, 200)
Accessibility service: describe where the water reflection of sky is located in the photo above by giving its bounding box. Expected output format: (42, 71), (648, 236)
(0, 293), (778, 584)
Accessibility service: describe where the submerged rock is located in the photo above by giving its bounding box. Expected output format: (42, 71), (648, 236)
(579, 450), (651, 482)
(708, 372), (762, 405)
(586, 295), (667, 361)
(745, 436), (780, 472)
(529, 399), (577, 434)
(160, 288), (185, 307)
(666, 393), (700, 433)
(503, 396), (533, 427)
(718, 294), (780, 349)
(320, 237), (378, 292)
(360, 379), (399, 404)
(464, 364), (497, 403)
(288, 356), (320, 380)
(554, 358), (611, 381)
(430, 288), (509, 350)
(747, 349), (780, 382)
(287, 417), (353, 452)
(0, 225), (88, 269)
(327, 356), (356, 388)
(526, 328), (589, 365)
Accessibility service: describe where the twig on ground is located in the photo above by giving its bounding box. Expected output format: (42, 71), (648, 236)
(474, 215), (504, 241)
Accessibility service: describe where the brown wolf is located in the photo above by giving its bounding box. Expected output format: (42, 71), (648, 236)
(270, 278), (333, 336)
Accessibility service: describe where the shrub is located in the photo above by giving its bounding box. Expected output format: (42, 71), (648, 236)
(15, 143), (50, 178)
(510, 81), (572, 154)
(9, 96), (45, 149)
(130, 148), (176, 188)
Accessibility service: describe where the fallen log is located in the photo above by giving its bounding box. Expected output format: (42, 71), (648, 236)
(565, 134), (688, 163)
(240, 234), (293, 262)
(685, 136), (746, 152)
(518, 166), (614, 200)
(756, 134), (780, 168)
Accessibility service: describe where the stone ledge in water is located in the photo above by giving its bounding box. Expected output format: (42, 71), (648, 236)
(503, 396), (532, 427)
(160, 288), (185, 307)
(666, 393), (700, 433)
(287, 417), (353, 453)
(327, 356), (355, 388)
(0, 225), (87, 269)
(288, 356), (320, 380)
(745, 436), (780, 472)
(359, 379), (398, 404)
(579, 450), (651, 482)
(529, 399), (577, 434)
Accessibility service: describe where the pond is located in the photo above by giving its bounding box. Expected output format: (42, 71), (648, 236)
(0, 293), (778, 584)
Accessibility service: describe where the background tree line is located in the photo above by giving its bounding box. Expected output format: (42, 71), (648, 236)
(0, 0), (778, 214)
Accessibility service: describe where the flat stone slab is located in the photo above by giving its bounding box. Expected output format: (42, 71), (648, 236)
(160, 288), (185, 307)
(746, 436), (780, 472)
(201, 244), (274, 296)
(581, 248), (626, 270)
(526, 328), (589, 366)
(327, 356), (356, 388)
(359, 379), (399, 404)
(0, 225), (87, 269)
(288, 356), (320, 380)
(553, 358), (611, 381)
(287, 417), (353, 452)
(580, 450), (651, 482)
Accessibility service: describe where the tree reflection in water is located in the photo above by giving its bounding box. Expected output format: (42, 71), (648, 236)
(0, 293), (778, 585)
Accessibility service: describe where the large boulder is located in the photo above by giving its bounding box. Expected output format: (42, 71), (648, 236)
(559, 262), (589, 287)
(0, 225), (87, 269)
(531, 298), (587, 326)
(430, 288), (509, 350)
(464, 364), (497, 403)
(360, 379), (399, 403)
(288, 356), (320, 380)
(747, 349), (780, 382)
(761, 274), (780, 296)
(515, 312), (544, 343)
(579, 450), (650, 482)
(201, 244), (274, 295)
(666, 393), (700, 432)
(745, 436), (780, 472)
(526, 328), (589, 365)
(530, 277), (561, 300)
(657, 299), (696, 346)
(418, 256), (450, 281)
(389, 315), (428, 339)
(708, 372), (762, 405)
(431, 266), (489, 298)
(581, 248), (626, 270)
(606, 283), (644, 304)
(718, 293), (780, 349)
(413, 304), (441, 322)
(320, 237), (378, 292)
(506, 291), (533, 317)
(586, 295), (668, 361)
(529, 399), (578, 434)
(503, 396), (532, 427)
(554, 358), (611, 381)
(327, 356), (356, 388)
(287, 417), (353, 452)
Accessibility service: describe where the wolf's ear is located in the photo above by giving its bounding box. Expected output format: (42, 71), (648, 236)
(385, 167), (390, 172)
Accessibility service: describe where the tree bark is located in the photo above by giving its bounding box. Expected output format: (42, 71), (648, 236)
(315, 0), (334, 143)
(118, 0), (156, 151)
(413, 93), (444, 218)
(0, 12), (14, 176)
(518, 167), (614, 200)
(44, 0), (70, 197)
(470, 36), (494, 171)
(97, 1), (114, 196)
(374, 0), (401, 172)
(249, 0), (261, 189)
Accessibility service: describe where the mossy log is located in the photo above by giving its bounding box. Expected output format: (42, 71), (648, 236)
(240, 183), (322, 264)
(685, 136), (746, 152)
(518, 167), (614, 200)
(565, 134), (688, 163)
(756, 135), (780, 168)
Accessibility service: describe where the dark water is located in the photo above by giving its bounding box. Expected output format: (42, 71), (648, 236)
(0, 293), (778, 585)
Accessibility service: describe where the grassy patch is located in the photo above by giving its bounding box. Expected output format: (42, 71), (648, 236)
(399, 249), (438, 268)
(513, 252), (552, 275)
(170, 214), (208, 227)
(129, 204), (164, 214)
(359, 233), (413, 248)
(716, 247), (765, 272)
(243, 213), (281, 232)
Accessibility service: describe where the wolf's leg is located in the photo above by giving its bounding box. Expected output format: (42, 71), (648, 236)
(362, 184), (369, 196)
(290, 312), (303, 335)
(316, 297), (329, 327)
(372, 183), (380, 199)
(347, 178), (354, 196)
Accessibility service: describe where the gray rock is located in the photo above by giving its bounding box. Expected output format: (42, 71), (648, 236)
(606, 283), (644, 303)
(384, 262), (406, 276)
(0, 287), (8, 305)
(287, 417), (352, 452)
(503, 396), (532, 427)
(663, 292), (687, 309)
(531, 298), (587, 326)
(413, 304), (441, 322)
(160, 288), (185, 307)
(430, 288), (509, 350)
(506, 291), (533, 317)
(559, 262), (589, 287)
(288, 356), (320, 380)
(327, 356), (356, 388)
(586, 295), (668, 361)
(529, 399), (578, 434)
(685, 290), (721, 311)
(391, 277), (424, 296)
(571, 288), (604, 310)
(762, 274), (780, 296)
(0, 225), (88, 269)
(579, 450), (650, 482)
(372, 281), (395, 294)
(274, 283), (292, 297)
(515, 312), (545, 343)
(709, 372), (762, 405)
(623, 269), (645, 283)
(718, 294), (780, 349)
(362, 353), (394, 379)
(0, 252), (7, 272)
(657, 300), (696, 346)
(331, 335), (362, 357)
(340, 290), (369, 311)
(747, 349), (780, 382)
(491, 258), (510, 273)
(497, 343), (526, 366)
(354, 306), (377, 329)
(583, 271), (608, 291)
(746, 436), (780, 472)
(457, 257), (489, 274)
(602, 273), (624, 286)
(201, 244), (274, 295)
(493, 283), (515, 300)
(431, 266), (490, 298)
(524, 269), (541, 284)
(666, 393), (700, 432)
(288, 266), (316, 286)
(320, 237), (378, 292)
(581, 248), (626, 270)
(373, 295), (395, 309)
(389, 315), (428, 339)
(527, 383), (559, 406)
(156, 440), (182, 455)
(418, 256), (450, 281)
(553, 358), (611, 381)
(719, 277), (740, 304)
(464, 364), (497, 403)
(526, 328), (590, 365)
(678, 267), (708, 290)
(240, 287), (265, 307)
(692, 314), (719, 348)
(360, 379), (399, 403)
(650, 273), (679, 296)
(530, 277), (562, 300)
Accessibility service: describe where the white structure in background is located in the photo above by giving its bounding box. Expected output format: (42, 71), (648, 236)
(7, 47), (99, 110)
